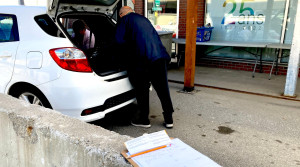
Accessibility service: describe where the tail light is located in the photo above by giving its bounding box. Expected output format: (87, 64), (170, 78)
(82, 109), (93, 116)
(49, 47), (92, 72)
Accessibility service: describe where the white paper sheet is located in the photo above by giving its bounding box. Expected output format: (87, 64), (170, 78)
(125, 130), (171, 155)
(128, 138), (221, 167)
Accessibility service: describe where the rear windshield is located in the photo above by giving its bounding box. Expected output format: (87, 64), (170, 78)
(34, 14), (65, 38)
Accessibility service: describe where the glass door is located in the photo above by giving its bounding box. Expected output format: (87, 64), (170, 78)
(145, 0), (178, 36)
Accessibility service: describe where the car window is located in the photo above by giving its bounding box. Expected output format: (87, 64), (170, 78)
(34, 14), (65, 38)
(0, 14), (19, 42)
(61, 18), (77, 36)
(61, 18), (92, 36)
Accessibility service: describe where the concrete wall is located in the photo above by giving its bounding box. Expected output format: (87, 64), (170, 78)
(0, 93), (132, 167)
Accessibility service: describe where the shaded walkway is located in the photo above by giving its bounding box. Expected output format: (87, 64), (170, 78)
(168, 66), (300, 101)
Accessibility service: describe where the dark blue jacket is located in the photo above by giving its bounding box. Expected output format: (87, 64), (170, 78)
(115, 12), (170, 70)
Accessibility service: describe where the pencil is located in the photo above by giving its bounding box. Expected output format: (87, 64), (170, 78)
(127, 145), (168, 159)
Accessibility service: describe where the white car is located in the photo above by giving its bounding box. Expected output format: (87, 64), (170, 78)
(0, 1), (135, 122)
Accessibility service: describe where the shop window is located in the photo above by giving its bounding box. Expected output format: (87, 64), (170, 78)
(204, 0), (296, 62)
(205, 0), (288, 43)
(145, 0), (178, 35)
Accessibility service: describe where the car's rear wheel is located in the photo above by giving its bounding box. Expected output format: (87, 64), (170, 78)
(10, 86), (52, 109)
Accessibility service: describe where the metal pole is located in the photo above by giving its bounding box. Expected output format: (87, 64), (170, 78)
(144, 0), (147, 16)
(176, 0), (180, 39)
(280, 0), (290, 44)
(277, 0), (290, 63)
(284, 0), (300, 97)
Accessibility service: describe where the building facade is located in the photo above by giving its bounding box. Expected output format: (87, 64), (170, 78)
(134, 0), (298, 76)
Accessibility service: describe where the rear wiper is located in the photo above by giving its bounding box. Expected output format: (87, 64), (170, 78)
(70, 6), (77, 12)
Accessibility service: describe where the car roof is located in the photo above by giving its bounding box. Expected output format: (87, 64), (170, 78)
(0, 5), (71, 44)
(0, 6), (46, 16)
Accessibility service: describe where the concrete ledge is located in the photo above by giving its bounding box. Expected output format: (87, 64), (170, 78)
(0, 93), (132, 167)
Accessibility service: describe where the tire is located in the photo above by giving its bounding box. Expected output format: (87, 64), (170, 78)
(10, 86), (52, 109)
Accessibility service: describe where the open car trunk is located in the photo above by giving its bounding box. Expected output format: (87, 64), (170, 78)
(58, 13), (124, 76)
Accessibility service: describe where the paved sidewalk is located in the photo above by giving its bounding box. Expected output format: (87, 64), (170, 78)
(168, 66), (300, 100)
(94, 66), (300, 167)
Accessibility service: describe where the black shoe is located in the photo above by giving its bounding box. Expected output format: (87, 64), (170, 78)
(131, 119), (151, 128)
(163, 113), (173, 129)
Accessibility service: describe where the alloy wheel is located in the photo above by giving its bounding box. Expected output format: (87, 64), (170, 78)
(18, 92), (44, 106)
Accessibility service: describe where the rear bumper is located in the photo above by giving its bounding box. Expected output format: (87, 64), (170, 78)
(38, 70), (135, 122)
(80, 98), (136, 122)
(80, 89), (136, 122)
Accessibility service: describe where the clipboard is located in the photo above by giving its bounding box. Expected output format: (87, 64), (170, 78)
(121, 138), (221, 167)
(121, 137), (174, 167)
(121, 149), (140, 167)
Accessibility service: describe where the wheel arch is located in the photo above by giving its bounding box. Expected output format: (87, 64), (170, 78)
(8, 82), (52, 109)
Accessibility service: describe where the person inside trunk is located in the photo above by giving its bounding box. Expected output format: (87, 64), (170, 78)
(71, 19), (95, 50)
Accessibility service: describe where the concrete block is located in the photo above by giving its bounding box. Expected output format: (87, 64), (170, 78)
(0, 93), (132, 167)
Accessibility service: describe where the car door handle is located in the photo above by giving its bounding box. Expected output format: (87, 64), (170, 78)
(0, 52), (12, 58)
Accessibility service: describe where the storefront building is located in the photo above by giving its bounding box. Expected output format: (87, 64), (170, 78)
(133, 0), (298, 76)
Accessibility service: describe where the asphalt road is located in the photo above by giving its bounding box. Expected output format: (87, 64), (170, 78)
(92, 82), (300, 167)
